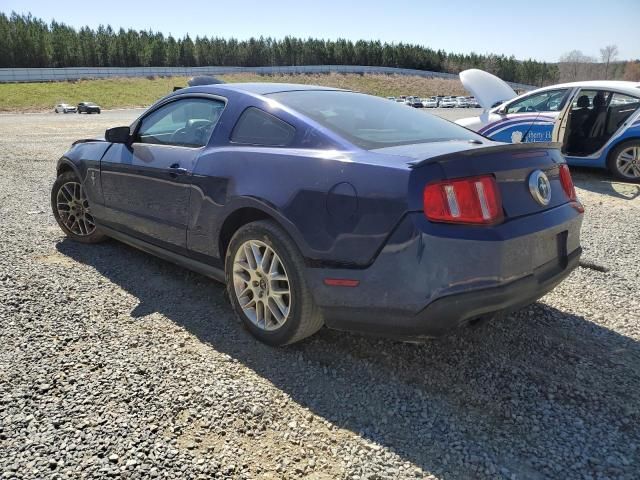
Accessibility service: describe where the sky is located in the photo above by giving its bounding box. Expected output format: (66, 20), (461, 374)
(2, 0), (639, 62)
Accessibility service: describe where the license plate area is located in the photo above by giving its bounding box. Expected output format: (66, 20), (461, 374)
(535, 230), (568, 282)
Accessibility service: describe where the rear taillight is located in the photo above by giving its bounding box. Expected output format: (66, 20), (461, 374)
(423, 175), (503, 224)
(559, 164), (577, 201)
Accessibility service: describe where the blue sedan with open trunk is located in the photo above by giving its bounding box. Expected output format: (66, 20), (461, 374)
(51, 83), (584, 345)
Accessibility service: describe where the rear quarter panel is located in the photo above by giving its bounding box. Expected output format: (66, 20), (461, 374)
(187, 147), (410, 266)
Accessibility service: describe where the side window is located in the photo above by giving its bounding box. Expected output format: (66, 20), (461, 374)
(231, 107), (296, 146)
(136, 98), (225, 148)
(608, 93), (640, 134)
(506, 89), (569, 114)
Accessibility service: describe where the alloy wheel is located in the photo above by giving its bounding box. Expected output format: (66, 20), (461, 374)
(56, 181), (96, 236)
(616, 146), (640, 179)
(232, 240), (291, 331)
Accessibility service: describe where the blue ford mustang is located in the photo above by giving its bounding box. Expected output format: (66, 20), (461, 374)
(51, 83), (584, 345)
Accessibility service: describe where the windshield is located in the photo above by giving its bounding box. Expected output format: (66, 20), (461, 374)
(269, 90), (484, 149)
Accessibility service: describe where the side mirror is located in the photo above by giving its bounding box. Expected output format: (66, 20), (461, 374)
(105, 126), (131, 143)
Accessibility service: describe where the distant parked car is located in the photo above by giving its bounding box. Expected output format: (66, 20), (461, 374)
(456, 96), (469, 108)
(466, 96), (481, 108)
(439, 97), (457, 108)
(54, 103), (76, 114)
(422, 97), (439, 108)
(407, 96), (424, 108)
(386, 96), (396, 101)
(77, 102), (101, 114)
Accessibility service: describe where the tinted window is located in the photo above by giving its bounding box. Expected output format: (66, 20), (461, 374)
(136, 97), (225, 148)
(506, 89), (569, 114)
(231, 107), (296, 146)
(269, 90), (484, 149)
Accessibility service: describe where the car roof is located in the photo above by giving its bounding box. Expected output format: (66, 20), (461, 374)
(535, 80), (640, 96)
(185, 82), (349, 96)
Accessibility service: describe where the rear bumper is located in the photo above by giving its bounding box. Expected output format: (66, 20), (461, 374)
(305, 202), (583, 339)
(319, 247), (580, 339)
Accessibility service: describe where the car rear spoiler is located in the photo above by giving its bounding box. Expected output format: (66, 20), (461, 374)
(407, 142), (563, 168)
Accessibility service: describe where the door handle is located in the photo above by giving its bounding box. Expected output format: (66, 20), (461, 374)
(168, 164), (188, 176)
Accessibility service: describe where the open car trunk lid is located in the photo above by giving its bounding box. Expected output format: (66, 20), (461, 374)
(459, 69), (517, 110)
(406, 142), (570, 219)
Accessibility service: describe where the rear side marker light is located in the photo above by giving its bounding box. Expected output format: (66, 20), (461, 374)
(570, 201), (585, 213)
(324, 278), (360, 287)
(423, 175), (503, 224)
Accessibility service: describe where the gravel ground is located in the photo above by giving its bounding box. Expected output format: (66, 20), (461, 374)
(0, 110), (639, 480)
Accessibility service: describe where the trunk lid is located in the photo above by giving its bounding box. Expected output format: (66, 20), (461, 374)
(406, 142), (569, 220)
(459, 69), (517, 110)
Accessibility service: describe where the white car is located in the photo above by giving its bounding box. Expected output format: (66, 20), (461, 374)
(54, 103), (77, 114)
(456, 69), (640, 181)
(455, 96), (468, 108)
(466, 96), (481, 108)
(422, 97), (439, 108)
(439, 97), (457, 108)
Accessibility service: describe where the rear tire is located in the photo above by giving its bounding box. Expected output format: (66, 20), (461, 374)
(225, 220), (323, 346)
(51, 171), (107, 244)
(607, 140), (640, 182)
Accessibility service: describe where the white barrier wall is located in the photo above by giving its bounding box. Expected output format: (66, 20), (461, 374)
(0, 65), (535, 90)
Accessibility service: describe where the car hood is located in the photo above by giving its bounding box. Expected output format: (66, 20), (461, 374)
(371, 139), (500, 162)
(459, 69), (517, 110)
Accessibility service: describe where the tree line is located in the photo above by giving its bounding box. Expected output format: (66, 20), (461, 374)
(0, 12), (562, 85)
(2, 12), (636, 85)
(557, 47), (639, 82)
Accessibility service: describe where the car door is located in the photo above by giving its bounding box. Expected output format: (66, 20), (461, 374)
(556, 89), (640, 158)
(99, 96), (226, 252)
(484, 89), (571, 143)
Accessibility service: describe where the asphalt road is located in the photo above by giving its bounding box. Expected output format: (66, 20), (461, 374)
(1, 108), (639, 479)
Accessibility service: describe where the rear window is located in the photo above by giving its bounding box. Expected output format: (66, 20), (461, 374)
(269, 90), (483, 149)
(231, 107), (295, 146)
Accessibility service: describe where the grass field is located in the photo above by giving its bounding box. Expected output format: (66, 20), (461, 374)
(0, 73), (467, 112)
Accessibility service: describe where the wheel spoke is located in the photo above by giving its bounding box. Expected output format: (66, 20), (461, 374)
(261, 247), (273, 272)
(271, 285), (290, 295)
(60, 185), (73, 202)
(255, 300), (264, 327)
(242, 296), (256, 309)
(267, 299), (284, 325)
(250, 242), (263, 270)
(270, 294), (289, 318)
(268, 252), (280, 275)
(238, 285), (252, 299)
(263, 300), (272, 327)
(243, 243), (257, 269)
(65, 215), (77, 231)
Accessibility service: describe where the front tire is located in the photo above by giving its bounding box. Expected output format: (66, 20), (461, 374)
(51, 171), (106, 243)
(607, 140), (640, 182)
(225, 220), (323, 346)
